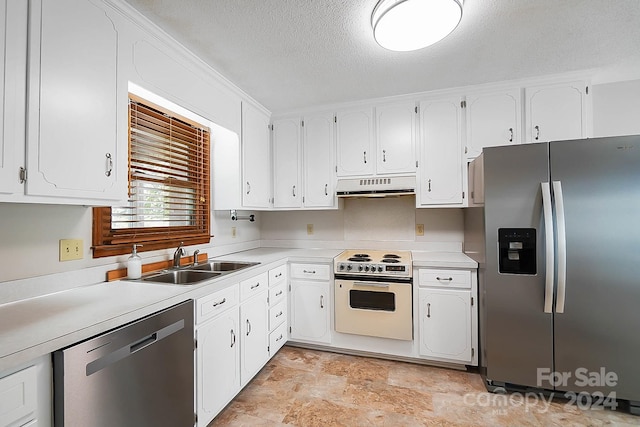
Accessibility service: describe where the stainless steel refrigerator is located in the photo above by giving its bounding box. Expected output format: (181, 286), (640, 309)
(474, 135), (640, 414)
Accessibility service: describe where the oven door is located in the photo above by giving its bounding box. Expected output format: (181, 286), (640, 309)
(335, 278), (413, 340)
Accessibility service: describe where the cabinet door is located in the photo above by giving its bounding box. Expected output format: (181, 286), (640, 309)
(303, 113), (336, 208)
(242, 102), (271, 208)
(418, 98), (463, 206)
(0, 0), (27, 195)
(465, 89), (521, 159)
(272, 118), (301, 208)
(240, 293), (269, 385)
(419, 288), (472, 363)
(25, 0), (125, 201)
(336, 108), (374, 176)
(196, 307), (240, 427)
(290, 280), (331, 344)
(376, 102), (417, 175)
(525, 81), (588, 143)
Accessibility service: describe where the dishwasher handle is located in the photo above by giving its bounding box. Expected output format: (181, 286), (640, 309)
(130, 333), (157, 354)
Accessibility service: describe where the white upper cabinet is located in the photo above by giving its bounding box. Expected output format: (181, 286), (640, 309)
(525, 80), (589, 143)
(465, 88), (522, 159)
(375, 101), (417, 175)
(272, 117), (302, 208)
(0, 0), (27, 196)
(242, 102), (272, 209)
(25, 0), (126, 202)
(592, 79), (640, 138)
(335, 108), (375, 177)
(303, 112), (336, 208)
(418, 97), (464, 207)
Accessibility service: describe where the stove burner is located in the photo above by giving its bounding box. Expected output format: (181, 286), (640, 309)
(383, 254), (401, 259)
(348, 257), (371, 262)
(382, 258), (400, 263)
(353, 253), (370, 258)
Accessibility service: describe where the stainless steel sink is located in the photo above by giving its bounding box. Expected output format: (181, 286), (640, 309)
(190, 260), (259, 272)
(141, 269), (222, 285)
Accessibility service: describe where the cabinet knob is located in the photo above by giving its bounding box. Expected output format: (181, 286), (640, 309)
(246, 181), (251, 195)
(320, 295), (324, 309)
(534, 125), (540, 141)
(292, 185), (296, 197)
(428, 179), (432, 192)
(427, 302), (431, 318)
(105, 153), (113, 177)
(363, 151), (367, 164)
(324, 183), (328, 196)
(382, 150), (386, 162)
(509, 128), (514, 142)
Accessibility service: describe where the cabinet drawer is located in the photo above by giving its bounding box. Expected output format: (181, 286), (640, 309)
(269, 281), (287, 306)
(269, 264), (287, 286)
(290, 263), (330, 280)
(240, 272), (269, 300)
(269, 322), (288, 356)
(0, 365), (36, 427)
(419, 269), (471, 289)
(269, 300), (287, 331)
(196, 285), (239, 324)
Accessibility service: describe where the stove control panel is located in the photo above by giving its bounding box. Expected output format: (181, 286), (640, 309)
(335, 262), (409, 276)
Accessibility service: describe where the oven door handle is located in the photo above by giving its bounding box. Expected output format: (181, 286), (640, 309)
(353, 281), (390, 288)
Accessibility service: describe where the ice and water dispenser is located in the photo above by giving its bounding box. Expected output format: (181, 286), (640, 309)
(498, 228), (536, 274)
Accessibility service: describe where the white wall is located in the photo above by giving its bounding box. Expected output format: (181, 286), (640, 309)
(261, 197), (464, 251)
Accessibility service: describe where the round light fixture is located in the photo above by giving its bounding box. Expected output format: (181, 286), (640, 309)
(372, 0), (463, 52)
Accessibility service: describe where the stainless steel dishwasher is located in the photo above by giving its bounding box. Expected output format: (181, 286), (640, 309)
(54, 300), (195, 427)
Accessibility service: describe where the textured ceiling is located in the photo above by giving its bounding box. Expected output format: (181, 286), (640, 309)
(122, 0), (640, 114)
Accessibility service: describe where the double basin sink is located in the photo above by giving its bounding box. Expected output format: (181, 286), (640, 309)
(138, 261), (260, 285)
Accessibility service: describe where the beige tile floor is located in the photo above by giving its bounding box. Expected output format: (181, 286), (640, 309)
(209, 346), (639, 426)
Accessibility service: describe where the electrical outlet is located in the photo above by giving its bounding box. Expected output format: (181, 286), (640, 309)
(416, 224), (425, 236)
(307, 224), (314, 235)
(60, 239), (83, 261)
(231, 227), (237, 238)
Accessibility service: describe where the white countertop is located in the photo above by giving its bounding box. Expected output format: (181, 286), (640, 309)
(0, 247), (475, 372)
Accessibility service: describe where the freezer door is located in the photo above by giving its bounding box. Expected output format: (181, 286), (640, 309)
(482, 142), (553, 388)
(551, 135), (640, 402)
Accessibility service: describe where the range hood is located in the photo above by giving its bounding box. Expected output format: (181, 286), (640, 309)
(335, 176), (416, 198)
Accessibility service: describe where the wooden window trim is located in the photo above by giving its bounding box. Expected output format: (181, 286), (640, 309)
(92, 95), (211, 258)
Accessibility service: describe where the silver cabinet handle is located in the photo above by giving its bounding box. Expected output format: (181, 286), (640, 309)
(509, 128), (514, 142)
(436, 277), (453, 281)
(246, 319), (251, 336)
(320, 295), (324, 308)
(250, 282), (260, 290)
(275, 290), (283, 297)
(275, 311), (283, 318)
(292, 185), (296, 197)
(275, 334), (284, 342)
(363, 151), (367, 164)
(105, 153), (113, 177)
(212, 298), (226, 307)
(382, 149), (386, 162)
(324, 184), (328, 196)
(534, 125), (540, 140)
(230, 329), (236, 347)
(246, 181), (251, 195)
(303, 269), (316, 274)
(428, 179), (432, 192)
(275, 272), (282, 278)
(427, 303), (431, 318)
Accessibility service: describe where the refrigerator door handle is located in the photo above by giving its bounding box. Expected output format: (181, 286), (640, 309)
(541, 182), (554, 314)
(553, 181), (567, 313)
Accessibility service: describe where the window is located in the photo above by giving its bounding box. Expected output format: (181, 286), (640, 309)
(93, 94), (210, 257)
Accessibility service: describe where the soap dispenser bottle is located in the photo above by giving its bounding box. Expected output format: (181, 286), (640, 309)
(127, 244), (143, 279)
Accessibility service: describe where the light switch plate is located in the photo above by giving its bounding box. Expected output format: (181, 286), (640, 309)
(60, 239), (83, 261)
(307, 224), (314, 235)
(416, 224), (425, 236)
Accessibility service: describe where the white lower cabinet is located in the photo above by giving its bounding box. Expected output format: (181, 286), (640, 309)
(196, 306), (240, 427)
(240, 289), (269, 386)
(417, 268), (478, 365)
(0, 355), (51, 427)
(289, 262), (331, 344)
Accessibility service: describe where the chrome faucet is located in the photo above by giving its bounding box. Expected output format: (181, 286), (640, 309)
(192, 249), (200, 266)
(173, 242), (185, 268)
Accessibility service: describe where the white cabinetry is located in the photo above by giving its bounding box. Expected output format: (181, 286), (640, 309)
(375, 101), (417, 175)
(289, 263), (331, 344)
(240, 274), (269, 386)
(268, 264), (288, 355)
(195, 285), (240, 427)
(336, 108), (374, 176)
(0, 0), (27, 196)
(0, 355), (51, 427)
(303, 113), (336, 208)
(417, 97), (464, 207)
(592, 79), (640, 138)
(272, 118), (302, 208)
(465, 88), (522, 159)
(25, 0), (126, 202)
(417, 268), (478, 365)
(242, 102), (272, 208)
(525, 80), (589, 143)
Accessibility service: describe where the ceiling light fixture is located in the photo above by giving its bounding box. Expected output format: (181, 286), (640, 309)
(372, 0), (463, 52)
